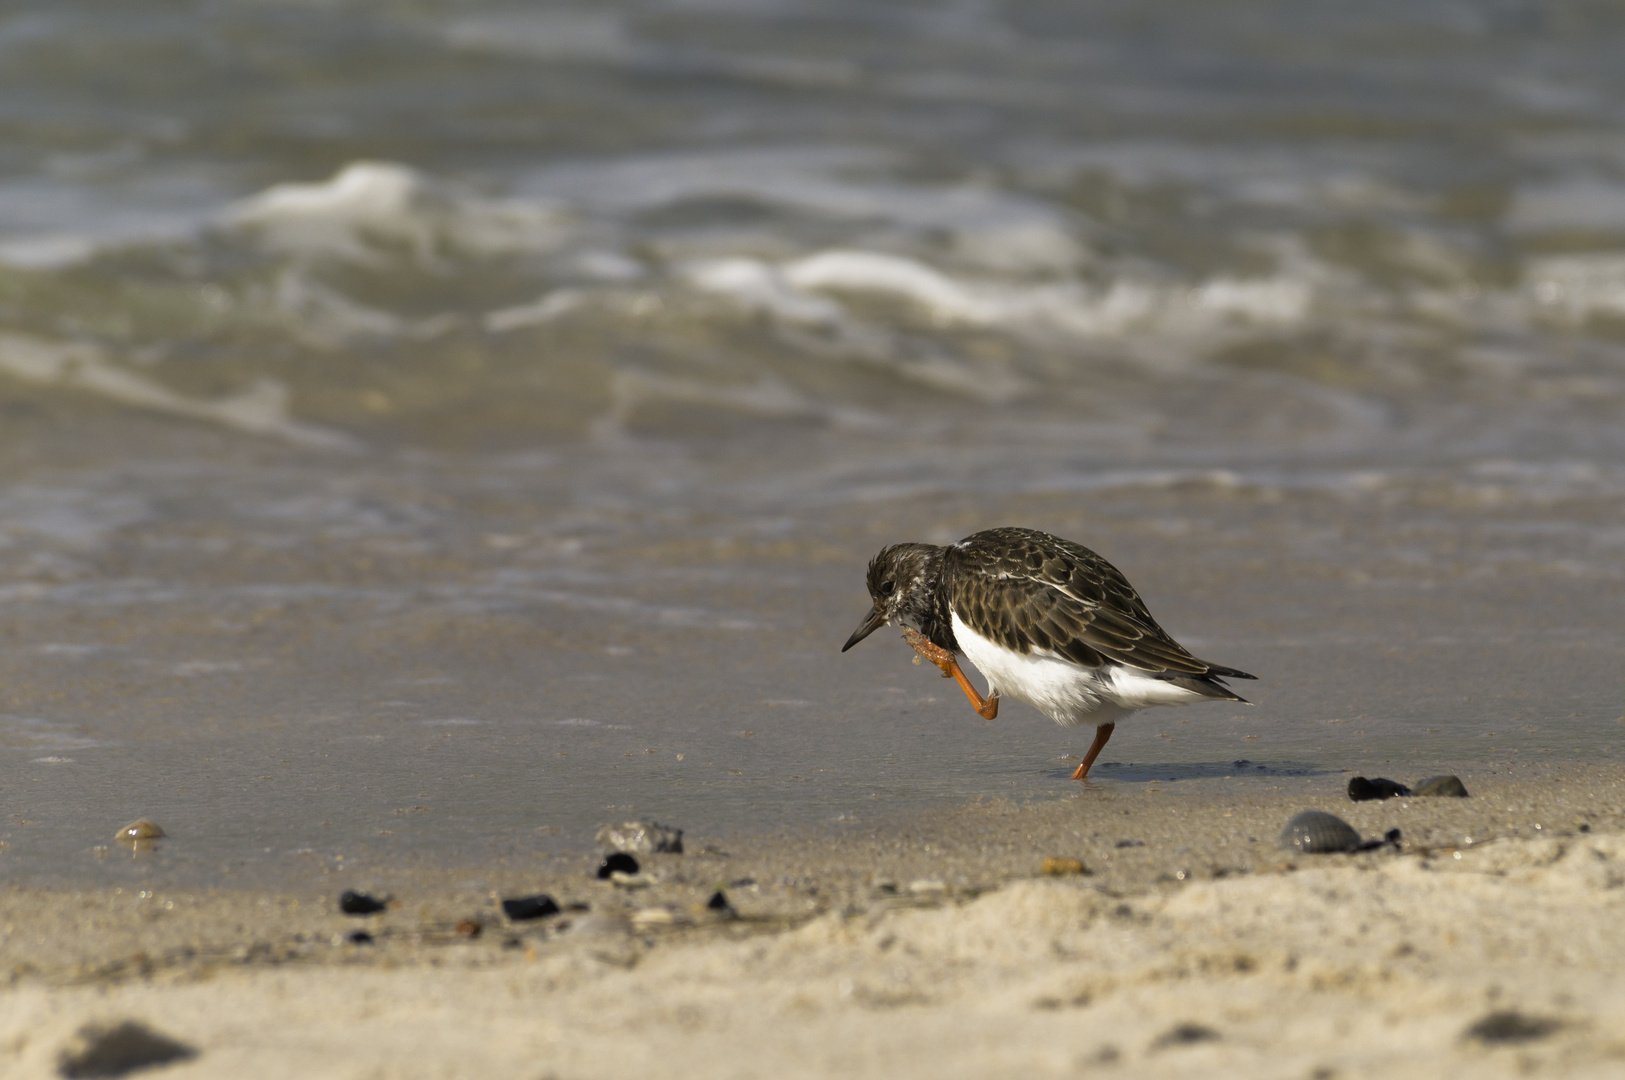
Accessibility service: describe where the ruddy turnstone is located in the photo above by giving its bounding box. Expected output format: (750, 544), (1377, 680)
(841, 527), (1255, 780)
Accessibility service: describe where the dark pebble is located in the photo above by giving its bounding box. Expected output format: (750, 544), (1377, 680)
(596, 852), (639, 879)
(455, 919), (483, 938)
(1151, 1023), (1220, 1049)
(347, 930), (374, 945)
(58, 1021), (196, 1079)
(1412, 774), (1469, 798)
(1463, 1010), (1562, 1044)
(339, 890), (388, 915)
(1347, 776), (1410, 801)
(501, 894), (562, 921)
(1279, 811), (1361, 853)
(1115, 839), (1145, 849)
(1231, 760), (1251, 768)
(706, 890), (732, 912)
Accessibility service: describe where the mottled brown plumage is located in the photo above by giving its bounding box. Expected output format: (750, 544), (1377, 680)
(945, 527), (1254, 690)
(842, 526), (1257, 780)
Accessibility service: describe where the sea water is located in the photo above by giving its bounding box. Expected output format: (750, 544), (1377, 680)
(1, 1), (1622, 885)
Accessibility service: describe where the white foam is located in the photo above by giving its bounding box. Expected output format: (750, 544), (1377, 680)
(225, 161), (572, 265)
(779, 249), (1309, 340)
(1188, 277), (1311, 324)
(1526, 254), (1625, 320)
(0, 332), (359, 450)
(683, 258), (844, 324)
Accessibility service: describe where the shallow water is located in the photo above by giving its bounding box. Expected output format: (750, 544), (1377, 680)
(1, 1), (1622, 885)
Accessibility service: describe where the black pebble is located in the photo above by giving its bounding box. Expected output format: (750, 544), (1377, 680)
(1463, 1010), (1562, 1044)
(501, 894), (562, 921)
(339, 890), (387, 915)
(1384, 828), (1402, 843)
(596, 852), (639, 879)
(1347, 776), (1410, 801)
(706, 890), (731, 911)
(347, 930), (374, 945)
(1151, 1023), (1220, 1049)
(1115, 839), (1145, 849)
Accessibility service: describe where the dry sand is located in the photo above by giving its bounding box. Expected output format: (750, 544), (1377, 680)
(5, 762), (1625, 1078)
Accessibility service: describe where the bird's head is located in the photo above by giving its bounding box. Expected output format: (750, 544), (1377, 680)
(840, 542), (944, 652)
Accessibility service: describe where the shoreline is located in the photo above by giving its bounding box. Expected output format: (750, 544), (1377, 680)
(6, 760), (1625, 1077)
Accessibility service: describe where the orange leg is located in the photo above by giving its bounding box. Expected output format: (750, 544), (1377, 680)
(1069, 722), (1116, 781)
(902, 628), (999, 720)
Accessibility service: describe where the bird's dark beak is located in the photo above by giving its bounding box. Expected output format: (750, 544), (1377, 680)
(841, 606), (888, 652)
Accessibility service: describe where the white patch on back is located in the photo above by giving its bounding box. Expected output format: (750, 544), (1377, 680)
(950, 611), (1206, 728)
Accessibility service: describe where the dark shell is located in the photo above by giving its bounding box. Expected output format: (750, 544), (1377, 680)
(114, 818), (165, 842)
(58, 1022), (196, 1079)
(596, 852), (639, 879)
(339, 890), (388, 915)
(1279, 811), (1362, 853)
(1347, 776), (1410, 801)
(1412, 774), (1469, 797)
(1463, 1011), (1561, 1044)
(501, 894), (561, 921)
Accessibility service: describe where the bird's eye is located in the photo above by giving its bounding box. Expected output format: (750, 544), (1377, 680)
(880, 579), (896, 593)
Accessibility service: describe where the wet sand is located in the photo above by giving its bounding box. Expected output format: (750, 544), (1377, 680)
(5, 761), (1625, 1078)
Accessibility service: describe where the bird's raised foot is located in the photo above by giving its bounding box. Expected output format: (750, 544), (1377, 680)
(901, 627), (955, 675)
(902, 628), (999, 720)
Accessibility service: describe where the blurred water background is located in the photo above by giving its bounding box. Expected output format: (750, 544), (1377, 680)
(1, 0), (1623, 885)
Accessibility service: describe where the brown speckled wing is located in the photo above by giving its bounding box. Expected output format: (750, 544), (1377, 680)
(946, 527), (1248, 678)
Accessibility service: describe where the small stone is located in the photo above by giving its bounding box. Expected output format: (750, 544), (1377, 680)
(1279, 811), (1362, 854)
(705, 890), (736, 916)
(454, 919), (483, 938)
(338, 890), (388, 916)
(907, 879), (947, 896)
(595, 821), (684, 855)
(1412, 775), (1469, 798)
(501, 894), (561, 921)
(1463, 1010), (1562, 1044)
(1347, 776), (1410, 801)
(1151, 1023), (1220, 1050)
(596, 852), (639, 879)
(1115, 839), (1145, 848)
(346, 930), (374, 945)
(113, 820), (165, 850)
(630, 906), (681, 927)
(57, 1020), (196, 1078)
(1040, 857), (1087, 876)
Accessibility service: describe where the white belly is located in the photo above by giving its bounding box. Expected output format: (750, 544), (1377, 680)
(950, 611), (1207, 728)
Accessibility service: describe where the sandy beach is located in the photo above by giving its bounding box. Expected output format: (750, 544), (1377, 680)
(4, 3), (1625, 1077)
(6, 762), (1625, 1078)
